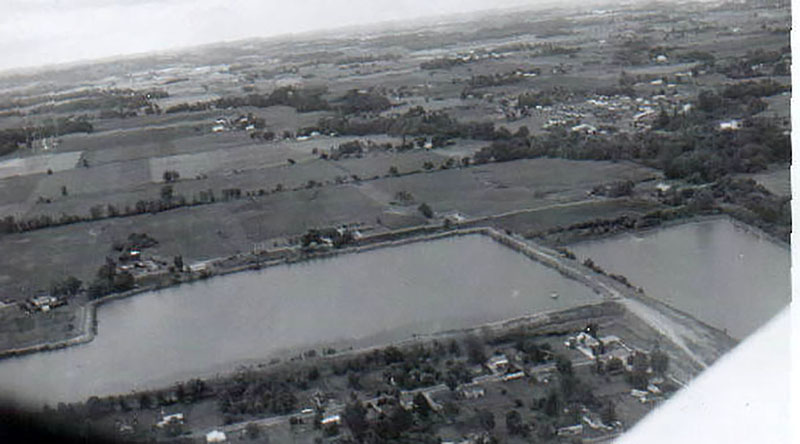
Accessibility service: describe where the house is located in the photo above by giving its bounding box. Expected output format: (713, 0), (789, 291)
(189, 262), (210, 273)
(570, 123), (597, 135)
(206, 430), (227, 443)
(719, 120), (742, 131)
(156, 413), (184, 428)
(630, 389), (649, 402)
(486, 355), (509, 374)
(655, 183), (672, 196)
(30, 295), (59, 312)
(582, 414), (614, 431)
(443, 212), (467, 225)
(557, 424), (583, 436)
(602, 342), (634, 370)
(460, 386), (485, 400)
(502, 371), (526, 382)
(566, 332), (603, 359)
(633, 109), (656, 122)
(321, 414), (341, 426)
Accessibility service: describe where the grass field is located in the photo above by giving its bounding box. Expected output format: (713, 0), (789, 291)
(0, 304), (85, 350)
(0, 158), (658, 298)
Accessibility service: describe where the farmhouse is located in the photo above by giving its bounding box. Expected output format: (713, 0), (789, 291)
(30, 295), (59, 312)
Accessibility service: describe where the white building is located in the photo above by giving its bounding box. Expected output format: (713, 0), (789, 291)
(719, 120), (742, 131)
(206, 430), (227, 442)
(156, 413), (184, 428)
(321, 414), (341, 426)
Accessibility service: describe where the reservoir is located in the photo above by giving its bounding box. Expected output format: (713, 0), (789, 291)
(0, 234), (599, 406)
(571, 218), (790, 340)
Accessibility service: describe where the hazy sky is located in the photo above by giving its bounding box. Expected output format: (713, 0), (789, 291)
(2, 0), (544, 72)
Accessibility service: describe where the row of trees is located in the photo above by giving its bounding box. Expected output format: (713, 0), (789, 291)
(0, 116), (94, 156)
(310, 106), (497, 141)
(167, 86), (394, 116)
(87, 257), (135, 299)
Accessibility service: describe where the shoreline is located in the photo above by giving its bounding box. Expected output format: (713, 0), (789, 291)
(94, 301), (626, 404)
(0, 218), (742, 370)
(559, 212), (790, 250)
(0, 223), (740, 408)
(0, 225), (619, 361)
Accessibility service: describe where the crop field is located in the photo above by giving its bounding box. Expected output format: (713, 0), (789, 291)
(738, 165), (791, 197)
(0, 155), (659, 297)
(0, 151), (82, 180)
(486, 198), (664, 238)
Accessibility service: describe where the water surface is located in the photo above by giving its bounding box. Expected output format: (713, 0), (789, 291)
(571, 218), (790, 339)
(0, 234), (598, 405)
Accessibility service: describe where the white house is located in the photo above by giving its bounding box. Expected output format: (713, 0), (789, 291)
(156, 413), (184, 428)
(321, 414), (341, 426)
(486, 355), (510, 374)
(31, 295), (58, 311)
(502, 371), (526, 381)
(570, 123), (598, 135)
(206, 430), (227, 443)
(719, 120), (742, 131)
(460, 386), (486, 400)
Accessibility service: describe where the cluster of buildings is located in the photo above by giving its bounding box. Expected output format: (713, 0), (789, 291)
(565, 331), (635, 372)
(494, 70), (697, 132)
(25, 294), (65, 313)
(211, 114), (261, 133)
(116, 249), (168, 277)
